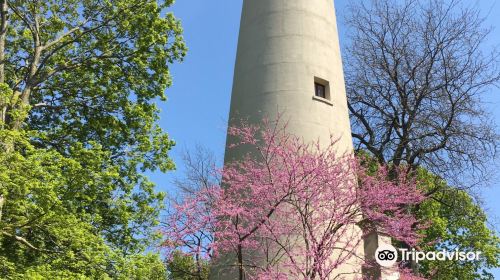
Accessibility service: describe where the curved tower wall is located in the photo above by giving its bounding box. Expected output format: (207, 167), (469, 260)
(218, 0), (364, 278)
(225, 0), (354, 160)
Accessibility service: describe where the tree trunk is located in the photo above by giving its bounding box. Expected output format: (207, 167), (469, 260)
(237, 244), (244, 280)
(0, 0), (8, 127)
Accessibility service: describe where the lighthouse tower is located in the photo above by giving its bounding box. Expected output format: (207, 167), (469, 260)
(216, 0), (369, 278)
(225, 0), (354, 155)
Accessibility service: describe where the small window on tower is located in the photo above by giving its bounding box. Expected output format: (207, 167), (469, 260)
(315, 83), (326, 99)
(313, 77), (332, 105)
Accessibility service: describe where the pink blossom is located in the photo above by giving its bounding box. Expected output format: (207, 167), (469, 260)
(162, 118), (427, 279)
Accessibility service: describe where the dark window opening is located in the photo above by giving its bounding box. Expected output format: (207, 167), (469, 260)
(315, 82), (326, 99)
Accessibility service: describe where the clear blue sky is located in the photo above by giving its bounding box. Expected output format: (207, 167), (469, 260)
(152, 0), (500, 277)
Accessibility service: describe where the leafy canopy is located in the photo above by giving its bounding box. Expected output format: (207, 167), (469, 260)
(0, 0), (186, 278)
(416, 169), (500, 280)
(358, 151), (500, 279)
(166, 251), (210, 280)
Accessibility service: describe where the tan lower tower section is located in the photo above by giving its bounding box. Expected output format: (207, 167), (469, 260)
(215, 0), (367, 278)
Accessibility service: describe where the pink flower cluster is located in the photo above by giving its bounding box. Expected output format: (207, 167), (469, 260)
(163, 119), (426, 279)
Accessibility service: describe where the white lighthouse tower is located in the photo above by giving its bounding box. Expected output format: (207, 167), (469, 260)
(215, 0), (372, 278)
(225, 0), (354, 156)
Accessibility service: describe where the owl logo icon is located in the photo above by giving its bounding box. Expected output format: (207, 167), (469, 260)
(375, 244), (398, 267)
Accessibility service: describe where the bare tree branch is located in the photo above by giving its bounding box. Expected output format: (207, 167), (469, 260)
(345, 0), (500, 187)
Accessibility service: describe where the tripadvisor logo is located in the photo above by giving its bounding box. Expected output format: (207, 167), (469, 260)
(375, 243), (482, 267)
(375, 244), (398, 267)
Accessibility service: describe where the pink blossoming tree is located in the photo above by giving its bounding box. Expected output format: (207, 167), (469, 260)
(163, 119), (426, 280)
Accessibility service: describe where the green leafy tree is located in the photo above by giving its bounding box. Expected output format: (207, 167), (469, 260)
(358, 152), (500, 279)
(417, 169), (500, 280)
(0, 0), (186, 278)
(166, 251), (209, 280)
(114, 253), (168, 280)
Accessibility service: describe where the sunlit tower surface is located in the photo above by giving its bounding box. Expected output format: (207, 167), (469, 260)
(225, 0), (354, 152)
(216, 0), (371, 278)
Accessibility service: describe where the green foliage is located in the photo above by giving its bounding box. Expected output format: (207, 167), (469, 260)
(0, 83), (12, 104)
(114, 253), (168, 280)
(0, 129), (169, 279)
(357, 151), (500, 279)
(166, 251), (209, 280)
(416, 169), (500, 280)
(0, 0), (186, 278)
